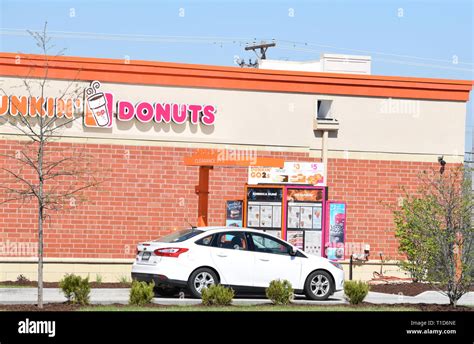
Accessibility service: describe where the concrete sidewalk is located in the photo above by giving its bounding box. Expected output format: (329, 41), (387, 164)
(0, 288), (130, 305)
(0, 288), (472, 306)
(0, 288), (346, 306)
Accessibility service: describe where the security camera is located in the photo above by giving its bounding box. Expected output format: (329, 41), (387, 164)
(364, 244), (370, 259)
(438, 156), (446, 174)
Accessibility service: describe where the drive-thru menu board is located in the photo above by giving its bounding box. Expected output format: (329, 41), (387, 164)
(246, 187), (283, 231)
(286, 188), (324, 255)
(244, 184), (328, 257)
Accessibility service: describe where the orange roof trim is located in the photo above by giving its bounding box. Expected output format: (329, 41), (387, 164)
(0, 52), (472, 101)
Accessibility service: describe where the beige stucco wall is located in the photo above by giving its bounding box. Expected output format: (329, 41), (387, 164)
(0, 258), (134, 283)
(311, 95), (466, 160)
(0, 76), (467, 162)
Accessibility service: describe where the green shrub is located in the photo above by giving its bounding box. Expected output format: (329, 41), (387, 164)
(344, 280), (369, 304)
(201, 285), (234, 306)
(95, 274), (103, 284)
(266, 279), (294, 305)
(16, 274), (30, 284)
(59, 274), (91, 305)
(129, 280), (155, 306)
(118, 275), (131, 285)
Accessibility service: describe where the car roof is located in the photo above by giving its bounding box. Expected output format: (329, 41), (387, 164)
(196, 226), (272, 234)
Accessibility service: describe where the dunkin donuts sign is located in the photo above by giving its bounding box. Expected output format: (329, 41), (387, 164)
(0, 80), (217, 128)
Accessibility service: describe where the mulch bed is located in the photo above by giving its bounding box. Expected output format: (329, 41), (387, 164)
(0, 302), (166, 311)
(0, 302), (471, 312)
(0, 281), (130, 288)
(0, 303), (82, 312)
(369, 282), (474, 297)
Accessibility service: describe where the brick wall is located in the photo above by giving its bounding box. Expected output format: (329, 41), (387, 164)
(0, 139), (438, 260)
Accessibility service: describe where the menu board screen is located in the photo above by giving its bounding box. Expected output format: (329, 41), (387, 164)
(287, 202), (322, 230)
(287, 189), (323, 202)
(247, 202), (282, 229)
(287, 230), (304, 250)
(304, 230), (322, 256)
(246, 187), (283, 231)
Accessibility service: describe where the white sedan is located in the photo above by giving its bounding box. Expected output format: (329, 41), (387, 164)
(131, 226), (344, 300)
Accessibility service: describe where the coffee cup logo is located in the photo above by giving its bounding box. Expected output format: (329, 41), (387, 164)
(86, 81), (110, 127)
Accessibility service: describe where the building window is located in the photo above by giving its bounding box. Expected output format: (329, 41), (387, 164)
(317, 100), (333, 120)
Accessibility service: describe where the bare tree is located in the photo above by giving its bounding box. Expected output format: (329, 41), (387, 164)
(0, 22), (102, 308)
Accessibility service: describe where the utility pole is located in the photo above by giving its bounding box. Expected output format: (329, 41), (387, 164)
(237, 40), (276, 68)
(245, 41), (276, 59)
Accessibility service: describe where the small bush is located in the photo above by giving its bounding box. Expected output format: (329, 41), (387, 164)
(266, 279), (294, 305)
(129, 280), (155, 306)
(344, 280), (369, 305)
(95, 274), (103, 284)
(201, 285), (234, 306)
(118, 275), (131, 285)
(16, 274), (30, 284)
(59, 274), (91, 305)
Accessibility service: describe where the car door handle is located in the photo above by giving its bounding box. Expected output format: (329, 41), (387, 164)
(217, 254), (228, 258)
(259, 258), (270, 262)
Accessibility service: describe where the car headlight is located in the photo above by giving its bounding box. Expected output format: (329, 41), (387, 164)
(329, 261), (343, 270)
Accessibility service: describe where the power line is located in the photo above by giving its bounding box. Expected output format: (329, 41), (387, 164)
(275, 43), (474, 73)
(0, 28), (250, 45)
(1, 28), (472, 72)
(277, 39), (474, 66)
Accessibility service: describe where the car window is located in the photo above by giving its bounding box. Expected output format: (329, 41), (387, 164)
(214, 232), (248, 251)
(154, 228), (204, 243)
(195, 234), (214, 246)
(250, 233), (290, 255)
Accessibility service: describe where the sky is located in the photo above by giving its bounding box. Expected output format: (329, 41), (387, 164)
(0, 0), (473, 152)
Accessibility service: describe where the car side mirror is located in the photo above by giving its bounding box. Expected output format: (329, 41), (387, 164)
(289, 247), (297, 256)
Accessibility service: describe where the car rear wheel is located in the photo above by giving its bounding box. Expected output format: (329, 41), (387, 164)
(188, 268), (218, 298)
(304, 270), (334, 301)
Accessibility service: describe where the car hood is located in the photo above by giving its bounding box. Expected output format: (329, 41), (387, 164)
(303, 253), (335, 265)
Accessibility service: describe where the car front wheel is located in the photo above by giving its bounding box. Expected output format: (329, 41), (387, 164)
(304, 270), (334, 300)
(187, 268), (218, 298)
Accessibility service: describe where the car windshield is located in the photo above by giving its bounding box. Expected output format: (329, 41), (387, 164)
(154, 228), (204, 243)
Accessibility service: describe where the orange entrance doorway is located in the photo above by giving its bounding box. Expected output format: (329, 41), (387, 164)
(184, 150), (284, 226)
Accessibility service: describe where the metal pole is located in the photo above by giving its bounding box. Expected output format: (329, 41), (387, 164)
(349, 254), (353, 280)
(322, 130), (328, 179)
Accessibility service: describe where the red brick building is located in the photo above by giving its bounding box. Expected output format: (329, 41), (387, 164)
(0, 53), (472, 281)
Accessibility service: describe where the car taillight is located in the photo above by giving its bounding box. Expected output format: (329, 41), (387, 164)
(153, 247), (189, 258)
